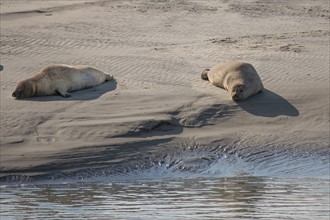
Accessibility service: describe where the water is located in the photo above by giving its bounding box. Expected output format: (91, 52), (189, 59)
(1, 177), (329, 219)
(1, 148), (329, 219)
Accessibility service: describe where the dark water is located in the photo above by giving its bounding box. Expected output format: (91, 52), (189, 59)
(1, 148), (329, 219)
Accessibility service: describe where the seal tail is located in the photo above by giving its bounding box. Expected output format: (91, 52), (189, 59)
(201, 68), (210, 80)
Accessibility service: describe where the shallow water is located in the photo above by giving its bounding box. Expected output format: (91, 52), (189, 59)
(1, 147), (330, 220)
(1, 177), (329, 220)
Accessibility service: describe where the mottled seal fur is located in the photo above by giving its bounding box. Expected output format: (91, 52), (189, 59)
(12, 64), (114, 99)
(201, 60), (263, 101)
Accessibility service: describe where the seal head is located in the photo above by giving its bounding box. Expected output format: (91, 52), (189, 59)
(231, 84), (245, 101)
(12, 81), (33, 99)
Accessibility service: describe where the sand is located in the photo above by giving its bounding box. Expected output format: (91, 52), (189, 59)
(0, 0), (329, 180)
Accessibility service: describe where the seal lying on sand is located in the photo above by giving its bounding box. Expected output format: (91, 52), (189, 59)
(12, 64), (114, 99)
(201, 60), (263, 101)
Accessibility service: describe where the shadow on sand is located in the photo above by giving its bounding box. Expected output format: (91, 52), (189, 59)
(18, 80), (117, 101)
(237, 89), (299, 117)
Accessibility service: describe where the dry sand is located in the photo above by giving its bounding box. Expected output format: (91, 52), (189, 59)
(0, 0), (329, 180)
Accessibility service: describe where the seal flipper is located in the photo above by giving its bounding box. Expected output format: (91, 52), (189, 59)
(105, 73), (114, 81)
(55, 86), (71, 98)
(201, 68), (210, 80)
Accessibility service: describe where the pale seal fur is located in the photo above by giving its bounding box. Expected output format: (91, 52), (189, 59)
(12, 64), (114, 99)
(201, 60), (263, 101)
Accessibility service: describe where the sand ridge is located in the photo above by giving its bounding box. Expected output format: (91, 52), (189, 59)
(0, 0), (329, 181)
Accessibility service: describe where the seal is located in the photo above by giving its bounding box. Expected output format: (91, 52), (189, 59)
(12, 64), (114, 99)
(201, 60), (263, 101)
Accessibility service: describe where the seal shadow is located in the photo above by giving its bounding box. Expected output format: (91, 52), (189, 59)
(237, 89), (299, 117)
(20, 80), (117, 101)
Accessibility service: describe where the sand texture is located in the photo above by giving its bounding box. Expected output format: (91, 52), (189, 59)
(0, 0), (329, 181)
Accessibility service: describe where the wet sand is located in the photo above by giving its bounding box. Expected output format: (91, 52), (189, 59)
(0, 0), (329, 181)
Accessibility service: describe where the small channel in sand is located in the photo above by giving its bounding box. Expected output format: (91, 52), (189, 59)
(2, 142), (329, 184)
(57, 147), (330, 183)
